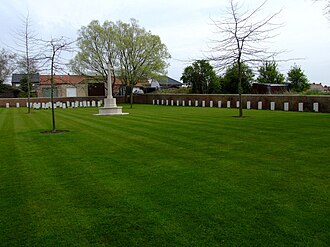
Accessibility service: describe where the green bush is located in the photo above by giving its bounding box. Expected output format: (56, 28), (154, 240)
(152, 87), (191, 94)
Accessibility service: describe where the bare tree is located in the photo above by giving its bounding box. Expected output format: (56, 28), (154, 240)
(0, 48), (16, 84)
(17, 57), (39, 74)
(13, 14), (43, 113)
(314, 0), (330, 20)
(209, 0), (282, 117)
(325, 0), (330, 16)
(42, 37), (75, 132)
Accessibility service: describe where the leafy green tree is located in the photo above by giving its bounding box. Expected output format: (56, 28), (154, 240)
(181, 60), (220, 94)
(115, 19), (170, 107)
(70, 20), (118, 84)
(209, 77), (222, 94)
(71, 19), (171, 107)
(287, 65), (309, 92)
(257, 61), (285, 84)
(221, 63), (254, 94)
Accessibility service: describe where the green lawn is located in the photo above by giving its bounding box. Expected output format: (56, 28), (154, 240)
(0, 105), (329, 246)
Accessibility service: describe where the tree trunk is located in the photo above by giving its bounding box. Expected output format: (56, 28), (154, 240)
(238, 60), (243, 117)
(50, 57), (56, 132)
(25, 19), (31, 114)
(130, 85), (134, 108)
(27, 74), (31, 114)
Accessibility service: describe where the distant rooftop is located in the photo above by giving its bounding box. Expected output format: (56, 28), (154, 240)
(12, 74), (40, 84)
(157, 76), (182, 86)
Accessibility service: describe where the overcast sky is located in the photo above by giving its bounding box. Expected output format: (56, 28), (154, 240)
(1, 0), (329, 85)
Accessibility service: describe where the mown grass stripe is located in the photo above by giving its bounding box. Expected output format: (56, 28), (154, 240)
(0, 106), (329, 246)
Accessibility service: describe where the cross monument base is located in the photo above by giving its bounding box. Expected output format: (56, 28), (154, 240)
(94, 98), (129, 116)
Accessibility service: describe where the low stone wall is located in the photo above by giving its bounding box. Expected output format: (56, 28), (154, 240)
(1, 94), (329, 113)
(136, 94), (330, 113)
(0, 96), (105, 108)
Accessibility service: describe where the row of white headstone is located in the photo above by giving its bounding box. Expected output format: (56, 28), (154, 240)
(5, 100), (103, 109)
(152, 99), (319, 112)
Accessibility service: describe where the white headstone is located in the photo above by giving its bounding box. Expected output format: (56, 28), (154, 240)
(67, 101), (70, 106)
(210, 101), (213, 108)
(42, 103), (46, 109)
(270, 102), (275, 111)
(195, 100), (198, 107)
(157, 100), (159, 105)
(236, 101), (240, 108)
(80, 101), (83, 107)
(56, 102), (61, 107)
(284, 102), (289, 111)
(26, 102), (29, 107)
(152, 99), (155, 105)
(247, 101), (251, 109)
(97, 100), (102, 107)
(227, 101), (231, 108)
(161, 100), (164, 105)
(313, 102), (319, 112)
(62, 103), (67, 109)
(16, 103), (20, 108)
(202, 101), (205, 107)
(6, 103), (9, 108)
(298, 103), (303, 112)
(166, 100), (169, 106)
(188, 100), (191, 106)
(91, 101), (96, 107)
(182, 100), (185, 107)
(171, 100), (174, 106)
(177, 100), (180, 106)
(87, 101), (91, 107)
(258, 101), (262, 110)
(218, 101), (222, 108)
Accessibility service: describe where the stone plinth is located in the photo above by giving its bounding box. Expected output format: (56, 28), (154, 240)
(97, 106), (128, 115)
(95, 98), (128, 116)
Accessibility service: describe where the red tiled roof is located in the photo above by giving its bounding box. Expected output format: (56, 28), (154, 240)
(39, 74), (147, 86)
(39, 75), (88, 85)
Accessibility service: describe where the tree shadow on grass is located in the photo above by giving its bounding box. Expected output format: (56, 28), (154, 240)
(40, 130), (70, 134)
